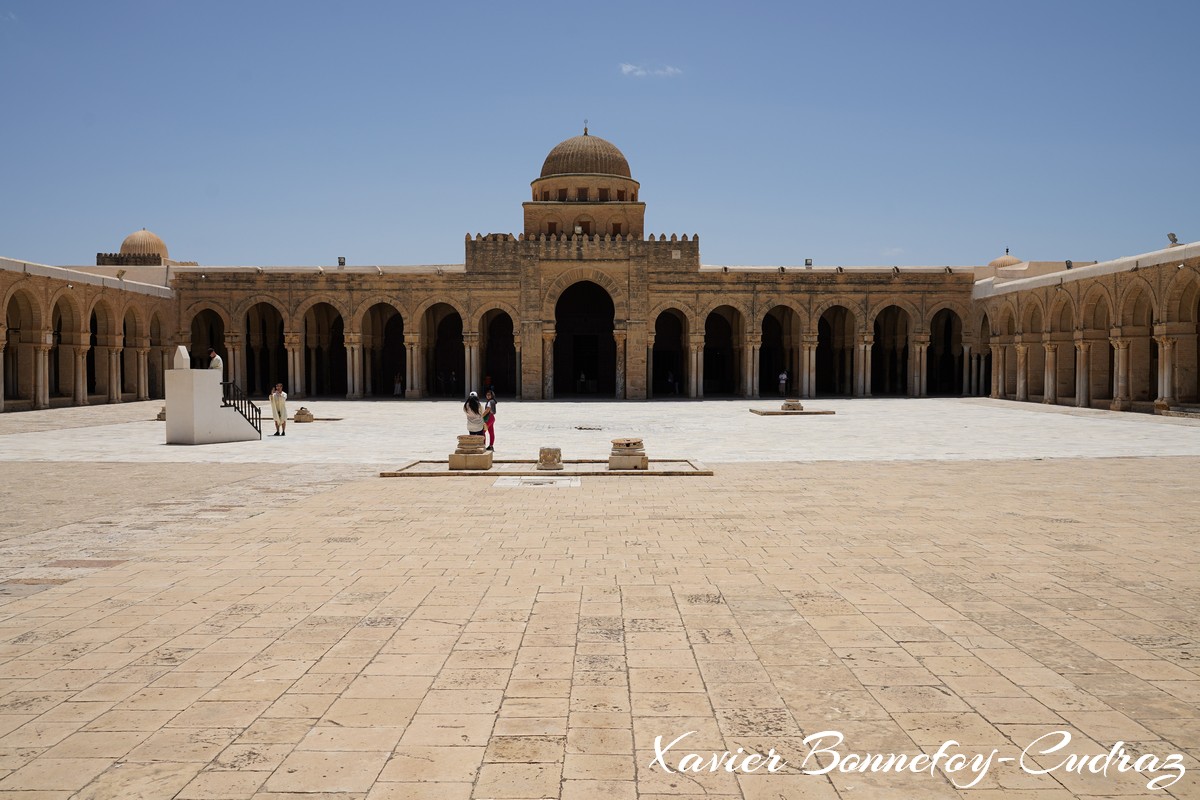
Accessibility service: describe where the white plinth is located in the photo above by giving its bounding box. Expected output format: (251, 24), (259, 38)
(165, 368), (260, 445)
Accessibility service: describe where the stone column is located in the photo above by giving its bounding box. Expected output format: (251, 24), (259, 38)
(1111, 337), (1130, 411)
(801, 335), (817, 399)
(224, 333), (244, 391)
(463, 332), (479, 394)
(1015, 343), (1029, 401)
(744, 334), (760, 399)
(33, 343), (50, 409)
(1075, 340), (1090, 408)
(961, 344), (971, 396)
(344, 332), (362, 399)
(284, 333), (304, 397)
(73, 345), (88, 405)
(916, 336), (930, 397)
(405, 334), (421, 398)
(645, 334), (655, 400)
(614, 330), (627, 400)
(136, 347), (150, 401)
(513, 337), (522, 398)
(542, 331), (555, 400)
(364, 347), (374, 396)
(1043, 344), (1057, 404)
(108, 344), (122, 403)
(989, 343), (1001, 398)
(1154, 335), (1176, 411)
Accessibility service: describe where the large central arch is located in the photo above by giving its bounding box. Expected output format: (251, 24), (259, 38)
(554, 280), (615, 396)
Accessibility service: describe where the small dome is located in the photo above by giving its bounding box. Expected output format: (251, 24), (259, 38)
(540, 130), (631, 178)
(988, 248), (1020, 268)
(120, 228), (169, 259)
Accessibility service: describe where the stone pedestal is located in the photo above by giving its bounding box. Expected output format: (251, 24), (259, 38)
(537, 447), (564, 470)
(293, 407), (314, 423)
(781, 398), (804, 411)
(449, 434), (493, 470)
(609, 437), (648, 470)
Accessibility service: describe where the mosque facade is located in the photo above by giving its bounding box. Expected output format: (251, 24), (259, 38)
(2, 131), (1198, 413)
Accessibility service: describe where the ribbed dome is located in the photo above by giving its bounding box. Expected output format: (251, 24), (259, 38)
(540, 131), (631, 178)
(988, 249), (1020, 268)
(120, 228), (169, 259)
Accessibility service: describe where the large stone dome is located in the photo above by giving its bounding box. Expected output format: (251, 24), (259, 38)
(540, 130), (631, 178)
(120, 228), (168, 259)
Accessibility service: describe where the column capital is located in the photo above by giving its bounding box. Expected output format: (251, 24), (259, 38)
(745, 333), (762, 346)
(801, 333), (819, 345)
(912, 333), (931, 346)
(1109, 337), (1128, 350)
(688, 334), (706, 349)
(343, 332), (363, 346)
(284, 333), (302, 347)
(858, 333), (874, 346)
(462, 332), (479, 345)
(612, 330), (627, 345)
(135, 347), (150, 357)
(1075, 340), (1090, 353)
(542, 330), (556, 343)
(1015, 343), (1028, 355)
(645, 333), (655, 348)
(404, 333), (421, 345)
(1044, 342), (1058, 353)
(224, 332), (243, 346)
(1153, 334), (1176, 350)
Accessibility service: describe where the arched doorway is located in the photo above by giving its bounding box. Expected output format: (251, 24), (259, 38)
(423, 303), (464, 397)
(362, 303), (404, 398)
(303, 303), (346, 396)
(554, 281), (615, 397)
(121, 309), (139, 398)
(149, 313), (166, 399)
(928, 309), (962, 396)
(91, 300), (121, 400)
(1022, 304), (1046, 401)
(1082, 294), (1113, 405)
(975, 314), (992, 397)
(246, 302), (287, 396)
(50, 296), (80, 401)
(4, 290), (41, 406)
(482, 310), (517, 396)
(652, 309), (687, 398)
(816, 306), (855, 396)
(189, 308), (225, 371)
(998, 309), (1017, 399)
(872, 306), (910, 396)
(1049, 300), (1075, 404)
(1120, 286), (1154, 403)
(760, 306), (799, 397)
(703, 306), (742, 396)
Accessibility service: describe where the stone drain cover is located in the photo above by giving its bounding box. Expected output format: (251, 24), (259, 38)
(492, 476), (582, 488)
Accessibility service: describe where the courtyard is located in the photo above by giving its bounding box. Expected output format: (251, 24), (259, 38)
(0, 399), (1197, 799)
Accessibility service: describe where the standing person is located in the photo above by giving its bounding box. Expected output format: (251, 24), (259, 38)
(269, 383), (288, 436)
(778, 370), (788, 397)
(393, 373), (403, 397)
(208, 347), (224, 373)
(464, 391), (486, 437)
(483, 389), (497, 451)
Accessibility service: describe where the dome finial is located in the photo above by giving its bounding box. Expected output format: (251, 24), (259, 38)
(1005, 247), (1009, 255)
(583, 118), (588, 136)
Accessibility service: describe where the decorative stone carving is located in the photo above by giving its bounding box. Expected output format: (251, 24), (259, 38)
(609, 437), (648, 470)
(293, 407), (314, 423)
(449, 434), (492, 470)
(537, 446), (564, 470)
(781, 398), (804, 411)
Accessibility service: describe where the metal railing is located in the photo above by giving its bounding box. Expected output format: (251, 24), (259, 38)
(221, 381), (262, 437)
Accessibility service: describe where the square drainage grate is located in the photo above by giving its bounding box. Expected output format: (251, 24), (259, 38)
(492, 476), (581, 488)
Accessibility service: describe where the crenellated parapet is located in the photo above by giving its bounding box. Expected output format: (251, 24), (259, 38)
(464, 232), (701, 271)
(97, 252), (164, 266)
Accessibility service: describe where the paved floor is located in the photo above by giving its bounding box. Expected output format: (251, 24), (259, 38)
(0, 400), (1196, 799)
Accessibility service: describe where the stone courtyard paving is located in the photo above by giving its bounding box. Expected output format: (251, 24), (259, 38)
(0, 400), (1197, 799)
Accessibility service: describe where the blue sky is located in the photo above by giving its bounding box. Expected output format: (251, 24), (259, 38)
(1, 1), (1196, 267)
